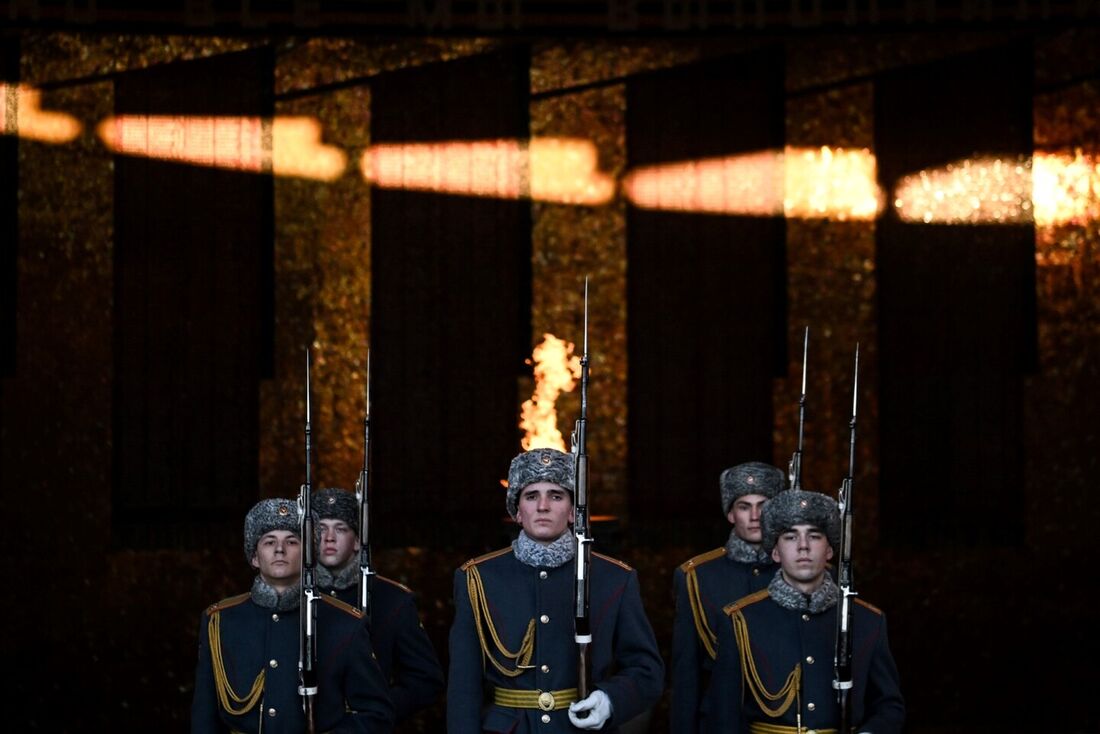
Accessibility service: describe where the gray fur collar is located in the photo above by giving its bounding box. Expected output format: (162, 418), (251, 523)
(725, 530), (772, 564)
(512, 530), (576, 568)
(250, 576), (302, 612)
(767, 570), (839, 614)
(316, 560), (359, 591)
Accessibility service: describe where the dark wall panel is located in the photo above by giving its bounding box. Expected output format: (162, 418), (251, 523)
(113, 48), (274, 549)
(2, 37), (17, 378)
(370, 48), (531, 549)
(626, 49), (787, 538)
(875, 44), (1035, 548)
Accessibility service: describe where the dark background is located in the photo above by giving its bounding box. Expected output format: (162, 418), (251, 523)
(3, 5), (1099, 733)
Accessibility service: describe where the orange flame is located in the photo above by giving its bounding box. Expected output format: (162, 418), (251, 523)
(95, 114), (346, 180)
(0, 84), (82, 143)
(360, 137), (614, 205)
(519, 333), (583, 451)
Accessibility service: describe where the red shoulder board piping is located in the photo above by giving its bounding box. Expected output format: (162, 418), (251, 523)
(460, 546), (511, 571)
(854, 598), (883, 616)
(679, 547), (726, 573)
(723, 589), (770, 616)
(205, 592), (250, 616)
(322, 594), (365, 619)
(593, 552), (632, 571)
(375, 575), (414, 595)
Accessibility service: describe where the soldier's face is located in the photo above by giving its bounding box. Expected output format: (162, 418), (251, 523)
(771, 523), (833, 593)
(318, 519), (358, 569)
(516, 481), (573, 544)
(251, 530), (302, 590)
(727, 493), (768, 544)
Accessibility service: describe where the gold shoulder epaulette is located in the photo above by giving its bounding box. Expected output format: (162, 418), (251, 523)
(375, 574), (413, 595)
(678, 547), (725, 573)
(322, 594), (365, 619)
(205, 593), (250, 616)
(854, 598), (883, 616)
(593, 551), (632, 571)
(723, 589), (770, 616)
(461, 546), (512, 571)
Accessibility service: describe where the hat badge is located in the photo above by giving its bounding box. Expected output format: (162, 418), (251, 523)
(800, 500), (808, 508)
(326, 496), (336, 505)
(747, 475), (755, 484)
(277, 503), (290, 515)
(541, 455), (551, 465)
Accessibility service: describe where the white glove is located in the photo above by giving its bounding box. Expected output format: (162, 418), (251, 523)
(568, 689), (613, 730)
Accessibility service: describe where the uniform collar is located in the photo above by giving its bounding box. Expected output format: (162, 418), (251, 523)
(767, 570), (839, 614)
(725, 530), (771, 564)
(251, 575), (302, 611)
(512, 529), (577, 568)
(316, 560), (359, 591)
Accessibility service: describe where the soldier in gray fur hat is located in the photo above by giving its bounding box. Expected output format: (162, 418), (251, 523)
(703, 489), (905, 734)
(312, 487), (444, 723)
(448, 448), (664, 733)
(191, 498), (394, 734)
(671, 461), (785, 733)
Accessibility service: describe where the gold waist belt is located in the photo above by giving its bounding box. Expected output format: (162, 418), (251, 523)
(749, 723), (838, 734)
(493, 687), (578, 712)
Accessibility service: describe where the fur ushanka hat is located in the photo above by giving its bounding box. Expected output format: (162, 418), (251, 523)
(243, 497), (300, 562)
(506, 448), (575, 518)
(760, 489), (841, 554)
(719, 461), (786, 515)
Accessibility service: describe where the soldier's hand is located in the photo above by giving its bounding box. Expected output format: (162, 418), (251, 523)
(568, 690), (612, 730)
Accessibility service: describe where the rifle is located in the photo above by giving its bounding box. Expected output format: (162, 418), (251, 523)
(832, 344), (860, 734)
(788, 326), (809, 490)
(354, 350), (375, 619)
(572, 279), (593, 703)
(298, 349), (319, 734)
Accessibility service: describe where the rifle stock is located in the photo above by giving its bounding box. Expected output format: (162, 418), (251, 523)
(299, 349), (319, 734)
(572, 279), (593, 702)
(832, 344), (859, 734)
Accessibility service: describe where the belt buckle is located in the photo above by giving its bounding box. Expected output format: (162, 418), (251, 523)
(537, 691), (555, 711)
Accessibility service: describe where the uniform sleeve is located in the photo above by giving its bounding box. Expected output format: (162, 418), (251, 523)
(387, 592), (444, 721)
(446, 567), (485, 734)
(596, 570), (665, 727)
(190, 612), (226, 734)
(703, 612), (744, 734)
(670, 566), (702, 734)
(336, 624), (396, 734)
(856, 614), (905, 734)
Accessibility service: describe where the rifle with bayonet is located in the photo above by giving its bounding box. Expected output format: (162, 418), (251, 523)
(572, 279), (593, 704)
(832, 344), (860, 734)
(298, 349), (319, 734)
(354, 350), (375, 619)
(788, 326), (809, 490)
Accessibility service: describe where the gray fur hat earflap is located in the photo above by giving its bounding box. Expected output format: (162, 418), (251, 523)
(506, 448), (575, 518)
(720, 461), (786, 515)
(314, 487), (359, 535)
(761, 489), (840, 554)
(243, 498), (300, 562)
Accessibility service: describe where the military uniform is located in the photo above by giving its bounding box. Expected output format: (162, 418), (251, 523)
(318, 574), (444, 722)
(705, 587), (904, 734)
(703, 489), (904, 734)
(447, 547), (664, 733)
(191, 587), (395, 734)
(671, 547), (776, 733)
(671, 461), (784, 734)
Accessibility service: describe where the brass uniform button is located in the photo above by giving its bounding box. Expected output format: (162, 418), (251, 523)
(540, 614), (550, 623)
(539, 571), (548, 579)
(267, 707), (277, 717)
(805, 655), (815, 664)
(807, 702), (816, 711)
(272, 613), (280, 622)
(541, 714), (551, 723)
(541, 664), (550, 673)
(269, 659), (278, 669)
(801, 613), (810, 621)
(752, 568), (760, 576)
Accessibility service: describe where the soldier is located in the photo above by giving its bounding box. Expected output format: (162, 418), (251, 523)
(191, 498), (395, 734)
(671, 462), (785, 733)
(447, 448), (664, 733)
(313, 486), (445, 723)
(704, 489), (905, 734)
